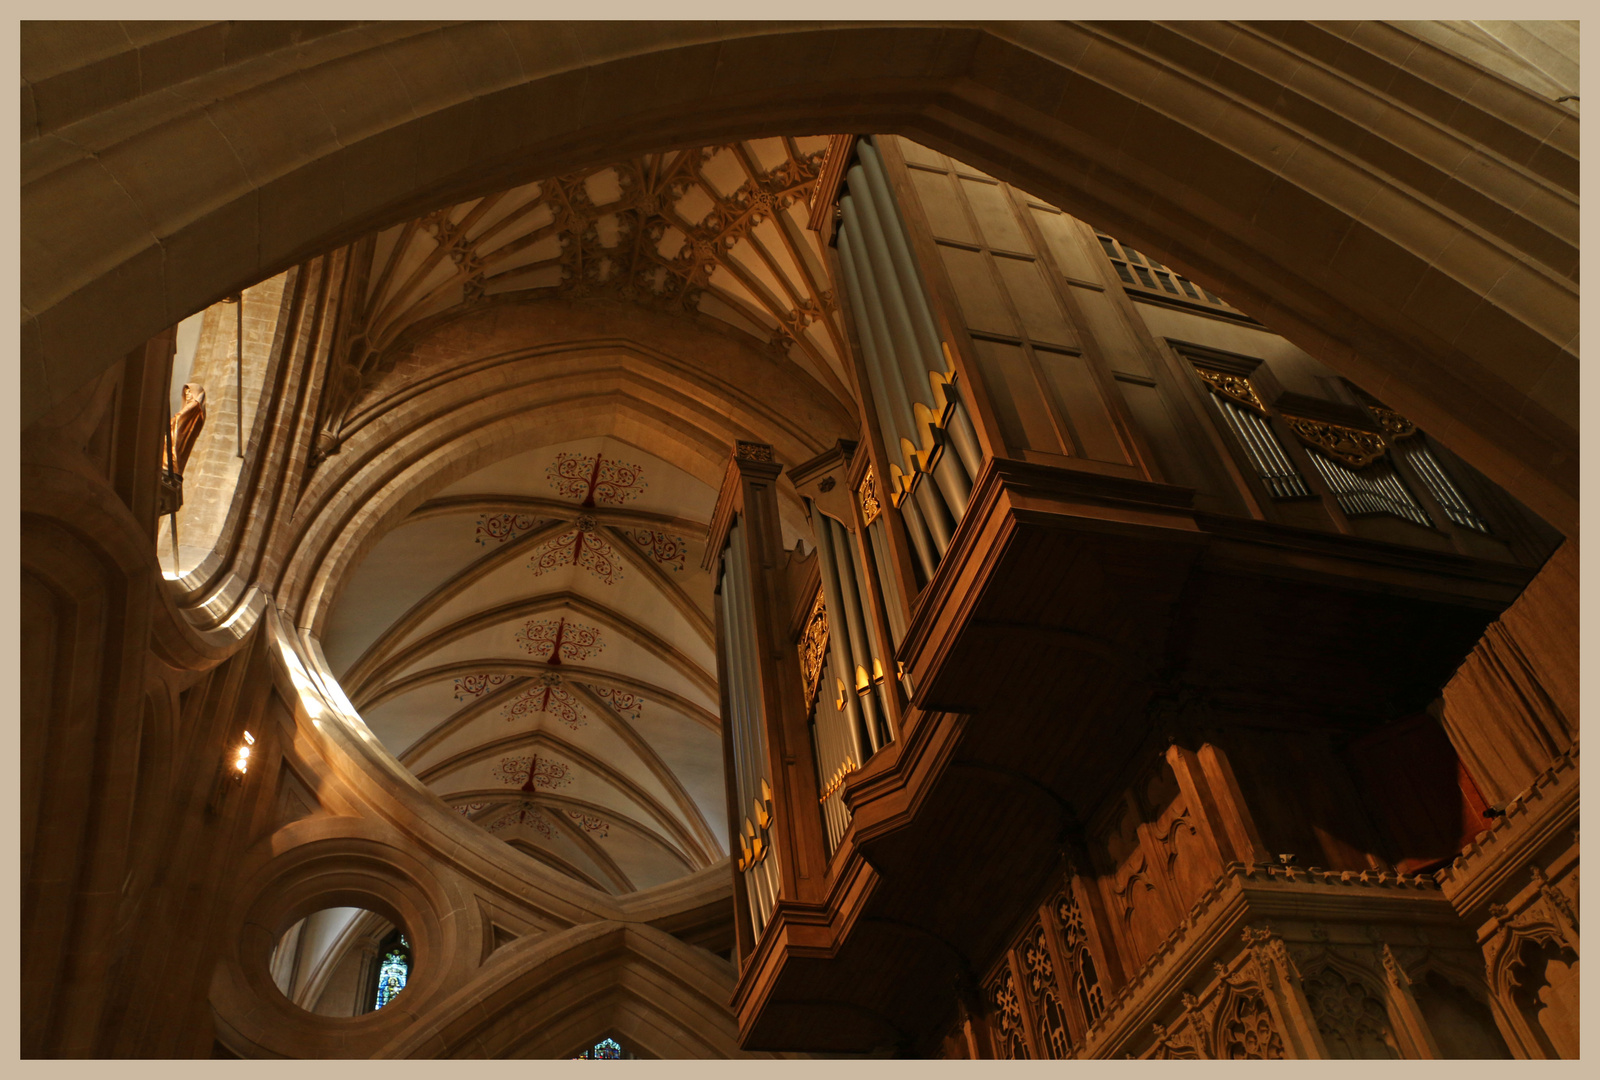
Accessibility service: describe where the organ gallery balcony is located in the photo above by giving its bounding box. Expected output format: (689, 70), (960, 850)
(708, 135), (1562, 1055)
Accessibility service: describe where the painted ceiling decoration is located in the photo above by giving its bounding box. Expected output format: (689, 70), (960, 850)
(320, 136), (850, 444)
(515, 615), (605, 662)
(321, 438), (732, 896)
(548, 451), (648, 506)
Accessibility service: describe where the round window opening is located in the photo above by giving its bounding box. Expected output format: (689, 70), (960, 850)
(269, 907), (412, 1017)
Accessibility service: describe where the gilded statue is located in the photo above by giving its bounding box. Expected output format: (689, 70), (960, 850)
(166, 383), (207, 476)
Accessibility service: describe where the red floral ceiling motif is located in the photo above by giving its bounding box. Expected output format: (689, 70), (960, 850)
(453, 802), (488, 817)
(454, 672), (516, 701)
(502, 684), (586, 730)
(529, 524), (623, 585)
(514, 616), (603, 664)
(566, 809), (610, 838)
(487, 805), (555, 839)
(592, 686), (643, 721)
(475, 512), (546, 545)
(546, 451), (647, 507)
(496, 754), (572, 790)
(628, 529), (688, 571)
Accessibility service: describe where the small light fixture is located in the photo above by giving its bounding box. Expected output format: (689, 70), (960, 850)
(1277, 853), (1297, 865)
(233, 731), (255, 777)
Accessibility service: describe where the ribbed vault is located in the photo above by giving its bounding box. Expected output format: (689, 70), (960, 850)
(324, 137), (852, 436)
(295, 247), (850, 897)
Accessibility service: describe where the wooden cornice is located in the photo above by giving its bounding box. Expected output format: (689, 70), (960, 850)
(702, 443), (783, 572)
(807, 135), (858, 242)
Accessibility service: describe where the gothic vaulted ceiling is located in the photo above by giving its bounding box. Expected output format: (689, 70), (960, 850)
(322, 436), (732, 894)
(326, 136), (853, 430)
(313, 137), (845, 897)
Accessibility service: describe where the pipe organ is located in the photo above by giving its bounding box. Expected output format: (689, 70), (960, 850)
(834, 138), (982, 584)
(805, 505), (898, 854)
(713, 135), (1568, 1057)
(716, 515), (781, 941)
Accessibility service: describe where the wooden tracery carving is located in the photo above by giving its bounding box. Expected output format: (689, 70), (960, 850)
(1367, 405), (1417, 439)
(798, 588), (829, 713)
(858, 466), (881, 525)
(1056, 890), (1106, 1026)
(1214, 983), (1284, 1060)
(1281, 415), (1388, 469)
(1300, 965), (1401, 1059)
(1020, 923), (1071, 1059)
(1150, 1021), (1204, 1059)
(1194, 366), (1265, 414)
(987, 967), (1030, 1059)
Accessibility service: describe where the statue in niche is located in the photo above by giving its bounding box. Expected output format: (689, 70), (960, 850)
(166, 383), (206, 476)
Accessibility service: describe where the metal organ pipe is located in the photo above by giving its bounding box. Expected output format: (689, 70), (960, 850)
(719, 519), (779, 938)
(843, 163), (937, 419)
(826, 516), (888, 753)
(838, 518), (897, 747)
(836, 226), (941, 578)
(821, 514), (883, 753)
(858, 140), (985, 490)
(810, 509), (869, 768)
(717, 566), (767, 939)
(849, 152), (976, 523)
(857, 141), (945, 379)
(841, 178), (963, 547)
(837, 203), (921, 447)
(863, 518), (909, 647)
(836, 142), (989, 574)
(893, 485), (940, 581)
(730, 522), (782, 926)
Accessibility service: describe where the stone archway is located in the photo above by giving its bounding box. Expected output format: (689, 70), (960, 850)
(22, 21), (1578, 532)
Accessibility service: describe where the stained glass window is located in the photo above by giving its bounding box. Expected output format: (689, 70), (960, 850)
(574, 1037), (626, 1059)
(373, 947), (409, 1010)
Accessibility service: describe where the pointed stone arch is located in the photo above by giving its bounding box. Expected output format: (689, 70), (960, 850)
(371, 921), (774, 1059)
(23, 21), (1579, 532)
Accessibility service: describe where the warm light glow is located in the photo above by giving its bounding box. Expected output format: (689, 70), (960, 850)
(276, 639), (326, 720)
(231, 731), (255, 777)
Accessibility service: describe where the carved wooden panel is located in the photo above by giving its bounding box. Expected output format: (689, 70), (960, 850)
(1093, 758), (1196, 973)
(1214, 984), (1285, 1060)
(886, 137), (1137, 469)
(985, 965), (1030, 1059)
(1300, 966), (1401, 1058)
(1018, 921), (1071, 1059)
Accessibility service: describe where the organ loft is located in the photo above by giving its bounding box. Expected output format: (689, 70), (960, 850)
(20, 21), (1577, 1060)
